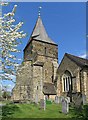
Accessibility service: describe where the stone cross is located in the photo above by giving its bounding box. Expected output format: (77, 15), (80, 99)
(62, 97), (70, 114)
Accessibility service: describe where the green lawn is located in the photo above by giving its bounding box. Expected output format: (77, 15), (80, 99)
(1, 102), (88, 119)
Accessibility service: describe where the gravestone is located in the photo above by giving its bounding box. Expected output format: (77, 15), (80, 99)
(73, 93), (83, 108)
(45, 95), (48, 100)
(55, 96), (59, 104)
(60, 96), (64, 103)
(35, 93), (38, 104)
(62, 97), (69, 114)
(40, 99), (46, 110)
(82, 94), (86, 105)
(0, 103), (6, 107)
(67, 97), (70, 103)
(74, 94), (83, 108)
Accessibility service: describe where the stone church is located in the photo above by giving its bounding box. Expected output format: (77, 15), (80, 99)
(57, 53), (88, 102)
(12, 15), (58, 102)
(12, 14), (88, 103)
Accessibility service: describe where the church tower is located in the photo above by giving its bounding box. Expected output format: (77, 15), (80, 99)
(12, 10), (59, 102)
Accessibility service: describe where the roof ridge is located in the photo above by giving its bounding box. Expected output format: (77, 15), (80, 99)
(65, 53), (88, 61)
(65, 53), (88, 67)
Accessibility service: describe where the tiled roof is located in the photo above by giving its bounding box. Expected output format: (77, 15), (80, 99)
(43, 82), (56, 95)
(65, 53), (88, 67)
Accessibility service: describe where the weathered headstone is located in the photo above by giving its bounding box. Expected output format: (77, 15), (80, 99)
(40, 99), (46, 110)
(35, 93), (38, 104)
(45, 95), (48, 100)
(67, 97), (70, 103)
(60, 96), (64, 103)
(74, 94), (83, 108)
(0, 103), (6, 107)
(82, 94), (86, 105)
(62, 97), (69, 114)
(59, 97), (61, 104)
(55, 96), (59, 104)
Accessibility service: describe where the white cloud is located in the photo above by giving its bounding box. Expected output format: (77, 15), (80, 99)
(79, 54), (86, 58)
(79, 53), (88, 59)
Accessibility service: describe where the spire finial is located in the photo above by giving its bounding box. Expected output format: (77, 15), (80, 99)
(38, 6), (42, 17)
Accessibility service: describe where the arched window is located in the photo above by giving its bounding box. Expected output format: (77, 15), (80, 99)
(63, 78), (65, 91)
(62, 70), (72, 92)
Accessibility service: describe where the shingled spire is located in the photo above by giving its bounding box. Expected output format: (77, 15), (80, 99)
(32, 17), (48, 40)
(25, 12), (57, 50)
(31, 16), (56, 44)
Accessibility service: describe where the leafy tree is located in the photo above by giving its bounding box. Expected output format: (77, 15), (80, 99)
(2, 85), (11, 100)
(0, 2), (26, 81)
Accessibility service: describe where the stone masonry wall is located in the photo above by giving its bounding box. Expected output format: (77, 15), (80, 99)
(24, 42), (33, 61)
(32, 40), (58, 84)
(82, 70), (88, 101)
(32, 65), (44, 102)
(86, 72), (88, 101)
(32, 40), (58, 59)
(57, 55), (82, 96)
(12, 40), (58, 102)
(12, 61), (33, 101)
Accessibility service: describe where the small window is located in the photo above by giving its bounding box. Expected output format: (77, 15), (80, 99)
(45, 47), (46, 55)
(52, 76), (54, 83)
(37, 86), (38, 90)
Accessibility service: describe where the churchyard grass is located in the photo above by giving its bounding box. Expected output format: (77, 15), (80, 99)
(1, 102), (88, 119)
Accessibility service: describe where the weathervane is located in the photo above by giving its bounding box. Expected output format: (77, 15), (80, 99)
(38, 6), (42, 17)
